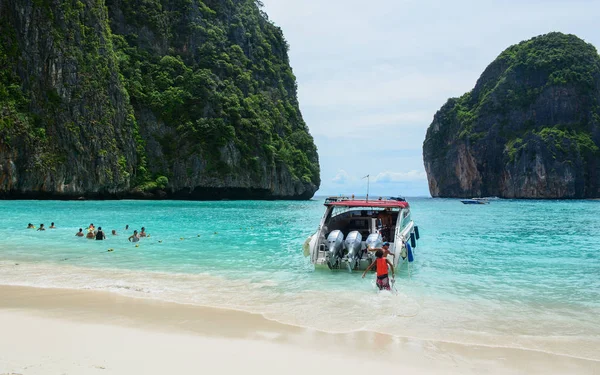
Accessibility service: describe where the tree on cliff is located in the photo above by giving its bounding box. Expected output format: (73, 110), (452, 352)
(423, 32), (600, 199)
(0, 0), (320, 200)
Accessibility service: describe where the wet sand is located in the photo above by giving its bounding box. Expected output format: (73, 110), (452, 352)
(0, 285), (597, 374)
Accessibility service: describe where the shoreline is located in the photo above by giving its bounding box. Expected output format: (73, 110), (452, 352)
(1, 285), (598, 374)
(0, 186), (316, 201)
(2, 260), (598, 360)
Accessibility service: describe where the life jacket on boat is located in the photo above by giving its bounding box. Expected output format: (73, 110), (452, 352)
(376, 258), (388, 276)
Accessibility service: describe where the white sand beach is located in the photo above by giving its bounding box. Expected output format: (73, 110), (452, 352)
(0, 285), (597, 375)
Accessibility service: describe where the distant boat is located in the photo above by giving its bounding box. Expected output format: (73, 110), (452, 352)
(461, 198), (490, 204)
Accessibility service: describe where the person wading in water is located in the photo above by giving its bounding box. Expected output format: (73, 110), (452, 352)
(95, 227), (106, 240)
(362, 249), (395, 291)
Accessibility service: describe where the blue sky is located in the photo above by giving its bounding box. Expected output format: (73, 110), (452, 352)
(261, 0), (600, 197)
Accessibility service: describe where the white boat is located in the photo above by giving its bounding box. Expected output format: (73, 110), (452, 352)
(303, 197), (419, 271)
(461, 198), (489, 204)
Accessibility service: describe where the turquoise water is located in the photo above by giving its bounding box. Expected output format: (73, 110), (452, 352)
(1, 198), (599, 359)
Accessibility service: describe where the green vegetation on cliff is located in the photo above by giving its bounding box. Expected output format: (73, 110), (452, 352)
(1, 0), (137, 189)
(0, 16), (48, 171)
(423, 33), (600, 198)
(109, 0), (319, 188)
(436, 33), (600, 155)
(0, 0), (319, 199)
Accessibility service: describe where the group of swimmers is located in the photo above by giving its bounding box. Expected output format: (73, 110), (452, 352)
(27, 222), (55, 230)
(28, 222), (148, 243)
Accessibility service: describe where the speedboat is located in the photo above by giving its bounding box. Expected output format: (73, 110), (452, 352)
(461, 198), (489, 204)
(303, 197), (419, 271)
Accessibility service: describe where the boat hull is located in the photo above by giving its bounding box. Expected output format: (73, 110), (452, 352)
(461, 199), (487, 204)
(306, 200), (417, 272)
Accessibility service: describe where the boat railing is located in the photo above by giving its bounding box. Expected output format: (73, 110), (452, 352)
(324, 196), (350, 205)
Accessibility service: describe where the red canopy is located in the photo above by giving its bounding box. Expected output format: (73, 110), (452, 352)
(326, 199), (409, 209)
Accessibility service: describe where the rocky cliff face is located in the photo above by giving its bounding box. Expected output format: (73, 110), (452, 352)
(0, 0), (319, 200)
(0, 0), (137, 197)
(423, 33), (600, 198)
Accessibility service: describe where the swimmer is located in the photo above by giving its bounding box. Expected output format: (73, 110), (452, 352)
(50, 222), (56, 229)
(128, 230), (140, 243)
(76, 228), (84, 237)
(139, 227), (147, 237)
(111, 229), (117, 235)
(125, 224), (129, 231)
(95, 227), (106, 240)
(27, 223), (35, 229)
(37, 224), (45, 231)
(86, 228), (95, 239)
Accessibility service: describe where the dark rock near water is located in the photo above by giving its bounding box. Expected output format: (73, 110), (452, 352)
(0, 0), (319, 200)
(423, 33), (600, 198)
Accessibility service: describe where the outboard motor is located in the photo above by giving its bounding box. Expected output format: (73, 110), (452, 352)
(344, 231), (363, 270)
(365, 233), (383, 263)
(365, 233), (383, 250)
(326, 230), (344, 269)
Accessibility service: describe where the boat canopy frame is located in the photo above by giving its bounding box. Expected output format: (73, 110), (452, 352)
(325, 199), (409, 209)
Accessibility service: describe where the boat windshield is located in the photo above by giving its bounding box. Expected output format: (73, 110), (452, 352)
(323, 206), (402, 242)
(329, 206), (399, 219)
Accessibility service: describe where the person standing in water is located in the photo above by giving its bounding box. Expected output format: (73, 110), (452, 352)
(362, 249), (395, 291)
(368, 242), (395, 259)
(50, 222), (56, 229)
(125, 224), (129, 231)
(37, 224), (45, 231)
(95, 227), (106, 240)
(111, 229), (117, 236)
(76, 228), (84, 237)
(139, 227), (147, 237)
(128, 230), (140, 243)
(27, 223), (35, 229)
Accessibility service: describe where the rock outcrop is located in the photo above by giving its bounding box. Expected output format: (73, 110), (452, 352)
(423, 33), (600, 198)
(0, 0), (319, 200)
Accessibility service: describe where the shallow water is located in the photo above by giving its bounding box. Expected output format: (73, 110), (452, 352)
(0, 198), (599, 359)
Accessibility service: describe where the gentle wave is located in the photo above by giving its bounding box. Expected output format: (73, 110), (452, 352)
(1, 260), (598, 361)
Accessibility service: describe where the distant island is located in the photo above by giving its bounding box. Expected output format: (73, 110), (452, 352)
(0, 0), (320, 200)
(423, 32), (600, 199)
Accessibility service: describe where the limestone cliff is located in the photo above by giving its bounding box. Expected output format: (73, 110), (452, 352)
(0, 0), (137, 197)
(423, 33), (600, 198)
(0, 0), (319, 200)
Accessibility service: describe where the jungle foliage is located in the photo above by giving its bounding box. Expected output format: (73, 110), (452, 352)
(426, 32), (600, 164)
(0, 0), (319, 192)
(109, 0), (319, 185)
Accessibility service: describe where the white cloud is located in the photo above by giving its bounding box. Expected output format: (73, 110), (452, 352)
(374, 170), (427, 184)
(332, 169), (350, 184)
